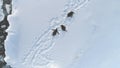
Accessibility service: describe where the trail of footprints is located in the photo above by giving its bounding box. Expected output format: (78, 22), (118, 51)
(23, 11), (74, 67)
(22, 0), (89, 67)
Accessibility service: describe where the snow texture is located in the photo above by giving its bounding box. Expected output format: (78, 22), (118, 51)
(5, 0), (120, 68)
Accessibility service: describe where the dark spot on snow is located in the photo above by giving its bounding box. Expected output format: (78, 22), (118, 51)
(61, 25), (67, 31)
(67, 11), (74, 17)
(52, 28), (59, 36)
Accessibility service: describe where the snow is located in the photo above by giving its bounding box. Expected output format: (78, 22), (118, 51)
(4, 0), (120, 68)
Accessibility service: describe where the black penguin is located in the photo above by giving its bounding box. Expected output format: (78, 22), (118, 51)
(67, 11), (74, 17)
(61, 25), (67, 31)
(52, 28), (59, 36)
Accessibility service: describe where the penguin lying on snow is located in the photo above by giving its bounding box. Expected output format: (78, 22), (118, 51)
(52, 25), (67, 36)
(52, 28), (59, 36)
(61, 25), (67, 31)
(67, 11), (74, 17)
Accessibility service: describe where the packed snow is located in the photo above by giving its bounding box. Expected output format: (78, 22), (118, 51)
(4, 0), (120, 68)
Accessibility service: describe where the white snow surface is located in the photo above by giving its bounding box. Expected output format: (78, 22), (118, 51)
(4, 0), (120, 68)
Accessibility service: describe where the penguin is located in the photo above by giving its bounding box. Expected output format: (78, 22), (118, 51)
(61, 25), (67, 31)
(67, 11), (74, 17)
(52, 28), (59, 36)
